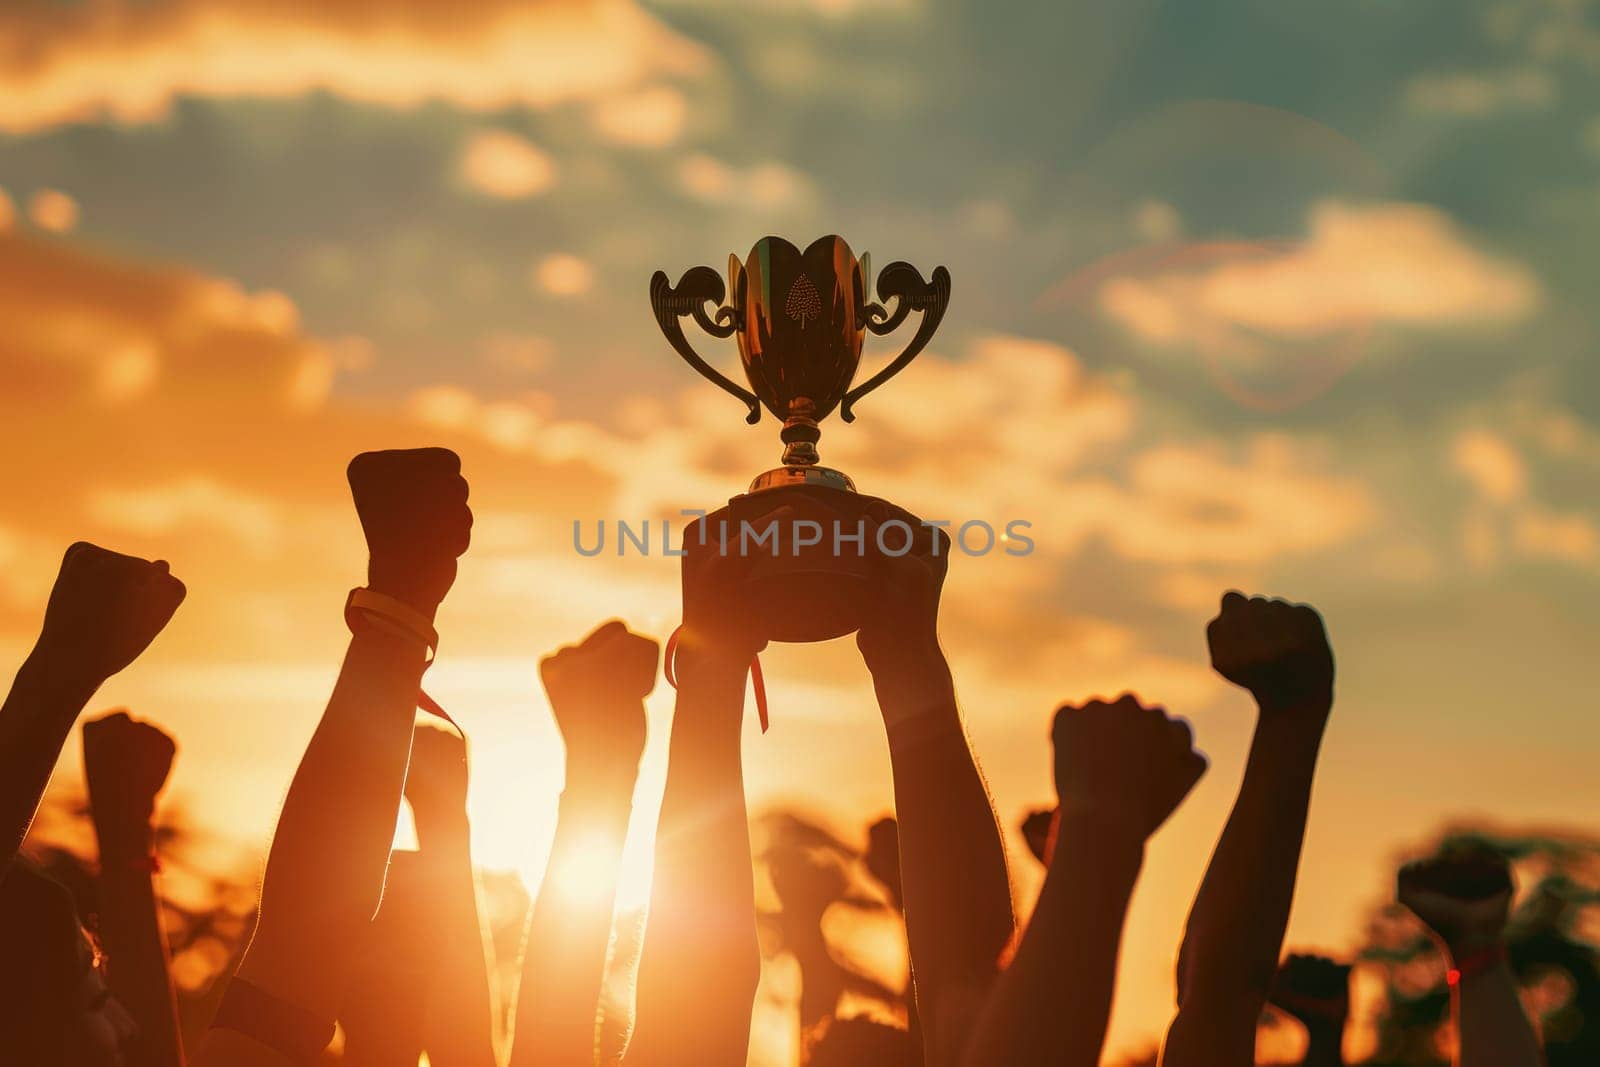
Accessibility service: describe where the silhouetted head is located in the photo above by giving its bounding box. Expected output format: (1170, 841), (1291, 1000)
(0, 858), (138, 1066)
(769, 850), (849, 917)
(805, 1016), (920, 1067)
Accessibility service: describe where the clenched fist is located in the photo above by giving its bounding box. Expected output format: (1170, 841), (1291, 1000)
(83, 711), (177, 831)
(35, 542), (186, 692)
(1052, 694), (1207, 840)
(1269, 953), (1352, 1028)
(1207, 592), (1334, 713)
(1397, 844), (1514, 957)
(679, 507), (772, 670)
(540, 620), (657, 783)
(348, 448), (472, 619)
(855, 500), (950, 684)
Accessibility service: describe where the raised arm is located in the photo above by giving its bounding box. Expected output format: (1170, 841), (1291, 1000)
(963, 695), (1207, 1067)
(194, 447), (472, 1067)
(339, 849), (433, 1066)
(512, 620), (656, 1067)
(405, 725), (498, 1067)
(83, 711), (186, 1067)
(1163, 592), (1336, 1067)
(627, 510), (768, 1067)
(1268, 954), (1351, 1067)
(338, 726), (494, 1067)
(856, 504), (1015, 1067)
(1397, 846), (1543, 1067)
(0, 542), (184, 867)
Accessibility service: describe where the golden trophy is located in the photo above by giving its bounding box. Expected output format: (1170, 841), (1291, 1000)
(650, 235), (950, 642)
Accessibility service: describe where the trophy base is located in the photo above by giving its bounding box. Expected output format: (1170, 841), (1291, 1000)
(726, 483), (874, 643)
(748, 465), (856, 494)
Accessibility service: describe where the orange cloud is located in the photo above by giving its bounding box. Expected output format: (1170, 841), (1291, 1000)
(0, 0), (708, 133)
(590, 84), (689, 147)
(1099, 201), (1540, 348)
(1453, 429), (1527, 506)
(529, 252), (595, 298)
(27, 189), (79, 233)
(458, 130), (556, 199)
(676, 154), (815, 210)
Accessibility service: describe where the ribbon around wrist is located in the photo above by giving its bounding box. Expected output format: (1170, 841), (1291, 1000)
(1448, 943), (1508, 987)
(344, 588), (458, 731)
(663, 626), (768, 733)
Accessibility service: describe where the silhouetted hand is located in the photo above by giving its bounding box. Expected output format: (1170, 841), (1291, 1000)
(83, 711), (176, 832)
(1019, 808), (1056, 867)
(1398, 845), (1514, 956)
(856, 501), (950, 688)
(404, 724), (469, 831)
(1269, 953), (1352, 1029)
(1207, 592), (1334, 713)
(34, 542), (186, 692)
(541, 620), (656, 783)
(680, 508), (771, 669)
(1052, 694), (1207, 839)
(348, 447), (472, 619)
(863, 817), (903, 906)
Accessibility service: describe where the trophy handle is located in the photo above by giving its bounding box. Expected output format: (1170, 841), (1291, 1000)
(650, 266), (761, 425)
(840, 261), (950, 423)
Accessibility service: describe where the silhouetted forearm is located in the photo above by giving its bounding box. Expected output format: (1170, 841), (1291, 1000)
(92, 813), (185, 1067)
(226, 629), (428, 1020)
(1164, 706), (1328, 1067)
(1300, 1021), (1345, 1067)
(876, 657), (1014, 1067)
(512, 775), (635, 1067)
(0, 651), (96, 866)
(415, 809), (498, 1067)
(961, 815), (1141, 1066)
(628, 656), (758, 1067)
(1454, 952), (1543, 1067)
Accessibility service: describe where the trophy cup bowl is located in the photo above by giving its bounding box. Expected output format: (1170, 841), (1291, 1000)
(651, 235), (950, 642)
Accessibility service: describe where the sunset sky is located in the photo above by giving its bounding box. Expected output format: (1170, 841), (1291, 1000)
(3, 0), (1599, 1061)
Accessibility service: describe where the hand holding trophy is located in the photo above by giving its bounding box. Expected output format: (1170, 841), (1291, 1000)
(650, 235), (950, 649)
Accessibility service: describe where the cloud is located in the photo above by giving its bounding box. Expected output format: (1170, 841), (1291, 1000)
(529, 253), (595, 298)
(0, 233), (333, 410)
(1099, 200), (1540, 348)
(1453, 429), (1527, 506)
(28, 189), (79, 233)
(589, 84), (689, 147)
(1404, 68), (1556, 117)
(1094, 436), (1377, 565)
(458, 130), (556, 199)
(1513, 509), (1600, 565)
(85, 477), (285, 557)
(661, 0), (917, 16)
(676, 154), (815, 210)
(1446, 400), (1600, 572)
(479, 333), (553, 375)
(0, 0), (709, 133)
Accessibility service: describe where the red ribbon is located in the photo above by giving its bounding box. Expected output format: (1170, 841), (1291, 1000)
(1447, 944), (1507, 987)
(663, 626), (769, 733)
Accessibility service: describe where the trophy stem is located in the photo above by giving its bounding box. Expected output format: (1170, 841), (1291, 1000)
(748, 398), (856, 493)
(780, 415), (821, 466)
